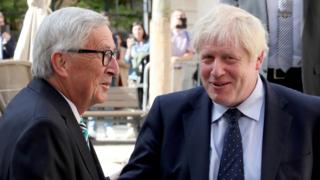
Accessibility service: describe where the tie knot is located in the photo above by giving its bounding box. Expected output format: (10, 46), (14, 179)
(79, 118), (87, 127)
(224, 108), (242, 124)
(79, 118), (90, 148)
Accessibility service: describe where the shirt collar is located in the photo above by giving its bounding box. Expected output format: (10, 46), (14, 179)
(212, 75), (265, 122)
(58, 91), (81, 124)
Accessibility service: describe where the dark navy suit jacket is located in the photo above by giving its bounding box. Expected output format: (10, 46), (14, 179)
(119, 77), (320, 180)
(302, 0), (320, 96)
(0, 79), (105, 180)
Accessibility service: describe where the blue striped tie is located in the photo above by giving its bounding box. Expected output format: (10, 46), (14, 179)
(79, 118), (90, 148)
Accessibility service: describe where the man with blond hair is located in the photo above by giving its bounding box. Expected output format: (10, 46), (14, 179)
(119, 4), (320, 180)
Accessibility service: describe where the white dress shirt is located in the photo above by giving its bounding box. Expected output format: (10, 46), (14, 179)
(209, 76), (265, 180)
(59, 92), (81, 124)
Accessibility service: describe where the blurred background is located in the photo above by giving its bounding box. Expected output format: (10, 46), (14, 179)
(0, 0), (149, 42)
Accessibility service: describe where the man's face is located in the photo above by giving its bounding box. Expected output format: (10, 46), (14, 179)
(63, 26), (119, 110)
(199, 43), (262, 107)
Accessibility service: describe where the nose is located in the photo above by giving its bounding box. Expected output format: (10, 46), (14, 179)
(106, 56), (119, 76)
(210, 59), (225, 77)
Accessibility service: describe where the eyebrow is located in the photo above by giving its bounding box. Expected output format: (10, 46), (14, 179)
(94, 46), (114, 51)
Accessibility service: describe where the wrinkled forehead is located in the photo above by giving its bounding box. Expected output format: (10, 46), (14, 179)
(85, 25), (115, 49)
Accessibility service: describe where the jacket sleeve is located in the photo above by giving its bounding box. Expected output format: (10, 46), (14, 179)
(118, 97), (163, 180)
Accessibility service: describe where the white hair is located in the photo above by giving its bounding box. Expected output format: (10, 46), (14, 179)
(32, 7), (109, 79)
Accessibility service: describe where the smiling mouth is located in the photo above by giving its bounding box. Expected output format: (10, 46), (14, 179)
(211, 81), (230, 88)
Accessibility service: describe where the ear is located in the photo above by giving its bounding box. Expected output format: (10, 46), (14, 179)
(255, 51), (265, 70)
(50, 52), (68, 78)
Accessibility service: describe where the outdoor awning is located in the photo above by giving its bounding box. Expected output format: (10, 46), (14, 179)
(13, 0), (52, 62)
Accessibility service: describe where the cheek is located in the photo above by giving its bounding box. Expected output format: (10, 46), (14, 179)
(77, 66), (103, 88)
(200, 64), (211, 78)
(91, 71), (104, 86)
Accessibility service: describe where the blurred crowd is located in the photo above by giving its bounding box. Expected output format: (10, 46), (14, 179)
(0, 12), (16, 60)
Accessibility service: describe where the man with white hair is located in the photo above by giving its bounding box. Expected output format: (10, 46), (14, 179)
(0, 7), (119, 179)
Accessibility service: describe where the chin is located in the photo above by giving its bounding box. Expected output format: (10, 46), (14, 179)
(211, 95), (233, 107)
(98, 97), (107, 103)
(94, 94), (108, 104)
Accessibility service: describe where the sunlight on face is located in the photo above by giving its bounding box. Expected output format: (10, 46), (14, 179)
(199, 44), (260, 107)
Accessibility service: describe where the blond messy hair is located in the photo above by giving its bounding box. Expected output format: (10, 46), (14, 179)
(191, 4), (268, 60)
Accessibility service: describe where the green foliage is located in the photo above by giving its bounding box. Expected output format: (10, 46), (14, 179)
(0, 0), (144, 36)
(109, 4), (143, 33)
(0, 0), (27, 33)
(74, 0), (106, 11)
(74, 0), (144, 34)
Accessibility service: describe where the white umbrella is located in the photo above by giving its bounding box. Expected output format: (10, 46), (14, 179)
(13, 0), (52, 62)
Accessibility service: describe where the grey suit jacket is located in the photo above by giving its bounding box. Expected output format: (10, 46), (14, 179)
(119, 77), (320, 180)
(0, 79), (105, 179)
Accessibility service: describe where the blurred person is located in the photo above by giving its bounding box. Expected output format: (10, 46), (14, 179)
(119, 4), (320, 180)
(125, 21), (150, 108)
(125, 21), (150, 83)
(171, 9), (194, 91)
(114, 32), (129, 86)
(0, 7), (119, 180)
(0, 11), (15, 59)
(220, 0), (303, 92)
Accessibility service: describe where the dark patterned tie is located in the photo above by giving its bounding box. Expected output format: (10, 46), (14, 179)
(79, 118), (90, 148)
(218, 108), (244, 180)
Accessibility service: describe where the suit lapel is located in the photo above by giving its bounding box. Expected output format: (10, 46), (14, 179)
(65, 108), (103, 180)
(29, 79), (102, 179)
(261, 80), (293, 180)
(89, 141), (105, 179)
(183, 88), (212, 180)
